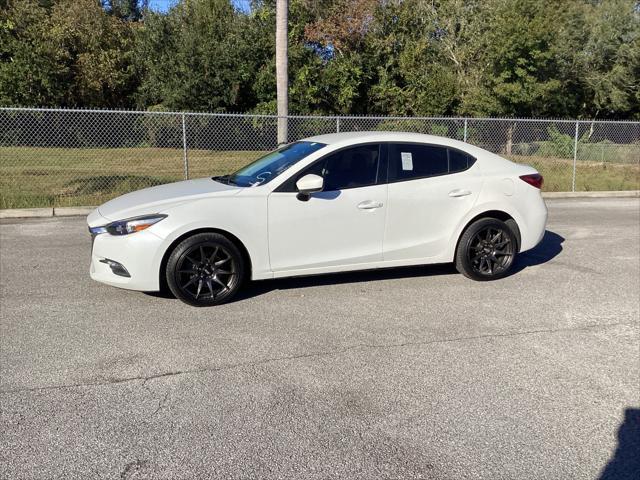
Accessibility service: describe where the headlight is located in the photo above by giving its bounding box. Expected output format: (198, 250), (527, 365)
(89, 214), (167, 236)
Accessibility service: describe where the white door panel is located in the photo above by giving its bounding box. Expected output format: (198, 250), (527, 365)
(268, 184), (388, 272)
(383, 172), (482, 260)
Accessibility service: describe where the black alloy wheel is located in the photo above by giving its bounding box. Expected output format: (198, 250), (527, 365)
(166, 233), (245, 306)
(455, 218), (517, 281)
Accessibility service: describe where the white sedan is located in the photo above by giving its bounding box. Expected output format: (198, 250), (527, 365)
(88, 132), (547, 306)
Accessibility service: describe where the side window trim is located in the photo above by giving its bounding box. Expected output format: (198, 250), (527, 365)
(378, 143), (389, 185)
(386, 142), (476, 184)
(274, 142), (385, 193)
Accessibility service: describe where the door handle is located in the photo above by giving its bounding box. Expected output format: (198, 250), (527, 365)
(449, 189), (472, 197)
(357, 200), (383, 210)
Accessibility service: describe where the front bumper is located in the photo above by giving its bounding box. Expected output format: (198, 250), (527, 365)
(89, 210), (164, 291)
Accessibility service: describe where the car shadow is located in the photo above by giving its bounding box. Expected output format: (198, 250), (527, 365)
(146, 229), (564, 303)
(235, 263), (458, 301)
(598, 408), (640, 480)
(235, 229), (565, 301)
(509, 229), (565, 274)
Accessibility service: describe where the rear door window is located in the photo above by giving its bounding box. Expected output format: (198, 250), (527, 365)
(388, 143), (475, 182)
(448, 149), (475, 173)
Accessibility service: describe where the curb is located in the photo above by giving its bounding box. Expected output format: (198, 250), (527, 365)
(1, 191), (638, 219)
(0, 207), (55, 219)
(0, 206), (95, 219)
(53, 206), (96, 217)
(542, 190), (639, 199)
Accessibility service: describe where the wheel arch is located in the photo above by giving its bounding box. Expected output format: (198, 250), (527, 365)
(158, 227), (253, 292)
(455, 210), (521, 255)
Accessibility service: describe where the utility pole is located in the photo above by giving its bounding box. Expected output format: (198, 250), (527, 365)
(276, 0), (288, 145)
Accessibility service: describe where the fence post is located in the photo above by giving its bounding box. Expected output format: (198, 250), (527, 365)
(572, 121), (579, 192)
(182, 112), (189, 180)
(336, 117), (340, 133)
(463, 118), (468, 142)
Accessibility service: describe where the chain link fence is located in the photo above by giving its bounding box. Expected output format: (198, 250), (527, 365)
(0, 107), (638, 209)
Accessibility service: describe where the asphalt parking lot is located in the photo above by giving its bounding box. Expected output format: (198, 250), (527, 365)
(1, 197), (639, 479)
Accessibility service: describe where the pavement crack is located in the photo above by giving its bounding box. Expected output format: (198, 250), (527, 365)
(363, 320), (637, 350)
(2, 320), (635, 395)
(150, 391), (170, 417)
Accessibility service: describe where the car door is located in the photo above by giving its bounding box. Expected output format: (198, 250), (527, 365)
(268, 143), (388, 274)
(383, 143), (482, 261)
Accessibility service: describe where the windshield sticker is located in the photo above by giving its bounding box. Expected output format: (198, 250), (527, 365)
(401, 152), (413, 171)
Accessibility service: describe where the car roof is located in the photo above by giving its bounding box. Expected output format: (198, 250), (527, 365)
(304, 131), (466, 149)
(302, 130), (518, 172)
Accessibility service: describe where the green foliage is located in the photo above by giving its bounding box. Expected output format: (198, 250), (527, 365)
(103, 0), (144, 21)
(429, 124), (450, 137)
(535, 125), (639, 162)
(483, 0), (566, 116)
(536, 126), (577, 158)
(574, 0), (638, 118)
(0, 0), (638, 118)
(134, 0), (251, 111)
(0, 0), (137, 107)
(0, 0), (68, 106)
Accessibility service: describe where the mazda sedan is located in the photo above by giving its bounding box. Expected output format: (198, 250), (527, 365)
(88, 132), (547, 306)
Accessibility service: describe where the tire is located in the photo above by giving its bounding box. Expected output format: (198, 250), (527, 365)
(455, 217), (517, 281)
(166, 232), (245, 307)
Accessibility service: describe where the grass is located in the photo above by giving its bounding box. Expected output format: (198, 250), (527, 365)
(507, 155), (640, 192)
(1, 147), (638, 209)
(0, 147), (264, 209)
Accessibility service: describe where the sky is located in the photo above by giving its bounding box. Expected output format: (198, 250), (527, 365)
(148, 0), (252, 13)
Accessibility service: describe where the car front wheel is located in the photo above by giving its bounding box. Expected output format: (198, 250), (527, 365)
(455, 218), (517, 281)
(166, 233), (245, 306)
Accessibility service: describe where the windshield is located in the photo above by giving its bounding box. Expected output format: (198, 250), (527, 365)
(214, 141), (326, 187)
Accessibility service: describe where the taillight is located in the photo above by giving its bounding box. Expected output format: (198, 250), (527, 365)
(519, 173), (543, 189)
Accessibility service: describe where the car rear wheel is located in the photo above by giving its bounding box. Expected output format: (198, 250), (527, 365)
(166, 233), (245, 306)
(455, 218), (517, 281)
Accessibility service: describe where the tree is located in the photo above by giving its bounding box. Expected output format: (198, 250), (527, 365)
(0, 0), (638, 118)
(103, 0), (145, 20)
(0, 0), (68, 106)
(361, 0), (484, 116)
(49, 0), (138, 107)
(578, 0), (640, 119)
(0, 0), (137, 107)
(135, 0), (256, 111)
(300, 0), (375, 114)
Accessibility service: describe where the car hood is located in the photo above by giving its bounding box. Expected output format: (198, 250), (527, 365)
(95, 177), (241, 222)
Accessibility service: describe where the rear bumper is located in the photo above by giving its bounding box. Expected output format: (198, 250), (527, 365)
(519, 194), (548, 252)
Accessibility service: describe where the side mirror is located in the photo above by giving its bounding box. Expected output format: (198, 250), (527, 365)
(295, 174), (323, 201)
